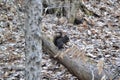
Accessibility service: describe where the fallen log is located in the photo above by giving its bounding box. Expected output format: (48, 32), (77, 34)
(41, 34), (113, 80)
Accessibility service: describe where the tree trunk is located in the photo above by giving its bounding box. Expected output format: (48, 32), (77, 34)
(25, 0), (42, 80)
(41, 34), (114, 80)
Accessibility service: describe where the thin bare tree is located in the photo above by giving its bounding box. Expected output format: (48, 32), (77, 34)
(25, 0), (42, 80)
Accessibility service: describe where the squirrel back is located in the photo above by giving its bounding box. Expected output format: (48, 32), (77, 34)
(53, 32), (69, 49)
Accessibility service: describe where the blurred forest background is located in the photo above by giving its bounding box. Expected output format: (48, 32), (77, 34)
(0, 0), (120, 80)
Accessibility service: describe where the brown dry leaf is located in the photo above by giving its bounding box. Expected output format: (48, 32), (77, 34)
(3, 71), (9, 78)
(6, 46), (14, 51)
(83, 0), (89, 2)
(4, 31), (12, 39)
(91, 29), (97, 34)
(97, 58), (104, 75)
(58, 17), (67, 24)
(8, 15), (13, 21)
(15, 0), (24, 6)
(0, 2), (3, 7)
(90, 19), (95, 26)
(8, 54), (21, 62)
(107, 21), (112, 27)
(67, 23), (73, 27)
(82, 21), (88, 29)
(7, 38), (16, 43)
(2, 14), (8, 21)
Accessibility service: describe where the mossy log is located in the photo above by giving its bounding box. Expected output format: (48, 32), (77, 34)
(41, 34), (113, 80)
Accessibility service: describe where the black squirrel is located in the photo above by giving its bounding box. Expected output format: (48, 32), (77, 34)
(53, 32), (69, 49)
(74, 18), (84, 25)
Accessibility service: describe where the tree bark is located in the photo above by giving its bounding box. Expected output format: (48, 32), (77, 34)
(25, 0), (42, 80)
(41, 34), (114, 80)
(67, 0), (80, 23)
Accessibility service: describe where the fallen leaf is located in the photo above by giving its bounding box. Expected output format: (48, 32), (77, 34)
(97, 58), (104, 75)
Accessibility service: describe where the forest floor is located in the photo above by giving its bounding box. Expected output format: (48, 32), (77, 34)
(0, 0), (120, 80)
